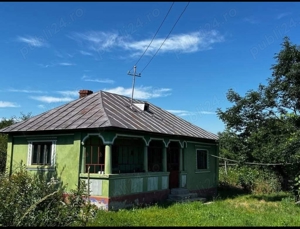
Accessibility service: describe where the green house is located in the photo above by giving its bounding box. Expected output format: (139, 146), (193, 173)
(1, 90), (219, 210)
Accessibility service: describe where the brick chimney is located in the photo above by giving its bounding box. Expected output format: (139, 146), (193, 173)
(79, 90), (93, 98)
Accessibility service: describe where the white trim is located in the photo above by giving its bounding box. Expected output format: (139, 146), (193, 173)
(166, 139), (184, 148)
(148, 138), (167, 147)
(81, 133), (108, 145)
(112, 134), (147, 146)
(27, 140), (56, 167)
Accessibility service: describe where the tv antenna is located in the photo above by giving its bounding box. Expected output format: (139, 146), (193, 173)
(127, 66), (141, 108)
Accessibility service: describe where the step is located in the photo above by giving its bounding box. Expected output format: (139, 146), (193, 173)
(170, 188), (189, 195)
(167, 197), (207, 203)
(168, 193), (198, 200)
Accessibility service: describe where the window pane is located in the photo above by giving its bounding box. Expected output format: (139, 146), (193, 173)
(32, 142), (52, 165)
(197, 150), (207, 169)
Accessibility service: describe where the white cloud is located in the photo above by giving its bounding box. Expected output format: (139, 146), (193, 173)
(277, 12), (291, 19)
(38, 104), (45, 109)
(104, 86), (171, 99)
(82, 74), (114, 84)
(17, 36), (48, 47)
(0, 101), (19, 108)
(243, 17), (259, 24)
(30, 96), (74, 103)
(68, 30), (224, 58)
(58, 62), (75, 66)
(79, 50), (93, 56)
(8, 89), (44, 93)
(56, 90), (78, 97)
(167, 109), (215, 117)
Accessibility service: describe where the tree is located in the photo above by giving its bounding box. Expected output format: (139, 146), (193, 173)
(0, 112), (32, 172)
(217, 37), (300, 189)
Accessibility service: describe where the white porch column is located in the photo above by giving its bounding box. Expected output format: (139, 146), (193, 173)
(81, 146), (86, 173)
(104, 144), (112, 174)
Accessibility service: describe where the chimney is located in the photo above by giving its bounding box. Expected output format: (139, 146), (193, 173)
(79, 90), (93, 98)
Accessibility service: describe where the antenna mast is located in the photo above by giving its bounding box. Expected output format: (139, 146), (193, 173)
(127, 66), (141, 108)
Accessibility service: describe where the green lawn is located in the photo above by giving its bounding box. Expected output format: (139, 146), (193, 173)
(87, 189), (300, 226)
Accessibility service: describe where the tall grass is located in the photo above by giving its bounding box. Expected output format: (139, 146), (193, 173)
(88, 191), (300, 226)
(87, 166), (299, 226)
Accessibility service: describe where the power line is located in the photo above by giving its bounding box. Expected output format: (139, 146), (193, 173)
(129, 2), (175, 73)
(140, 2), (190, 74)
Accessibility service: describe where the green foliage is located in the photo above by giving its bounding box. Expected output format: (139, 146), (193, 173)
(217, 37), (300, 191)
(219, 166), (281, 195)
(0, 112), (32, 173)
(0, 163), (96, 226)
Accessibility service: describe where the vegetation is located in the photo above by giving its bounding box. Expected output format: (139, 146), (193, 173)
(87, 191), (300, 226)
(0, 163), (96, 226)
(0, 112), (32, 172)
(217, 37), (300, 197)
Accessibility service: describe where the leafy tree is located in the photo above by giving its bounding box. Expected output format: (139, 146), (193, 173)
(217, 37), (300, 190)
(0, 112), (32, 172)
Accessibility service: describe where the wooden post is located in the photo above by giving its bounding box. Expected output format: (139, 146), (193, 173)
(224, 160), (227, 175)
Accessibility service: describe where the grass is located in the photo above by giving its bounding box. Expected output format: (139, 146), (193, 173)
(87, 187), (300, 226)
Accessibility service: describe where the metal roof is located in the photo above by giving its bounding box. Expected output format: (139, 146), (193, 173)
(0, 90), (218, 140)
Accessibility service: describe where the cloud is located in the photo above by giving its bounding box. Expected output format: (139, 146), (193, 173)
(82, 74), (114, 84)
(8, 89), (44, 93)
(68, 30), (224, 58)
(79, 50), (93, 56)
(30, 96), (74, 103)
(17, 36), (48, 47)
(276, 12), (291, 19)
(243, 17), (259, 24)
(38, 104), (46, 109)
(58, 62), (75, 66)
(167, 109), (216, 117)
(38, 62), (75, 68)
(103, 86), (171, 99)
(56, 90), (79, 97)
(0, 101), (19, 108)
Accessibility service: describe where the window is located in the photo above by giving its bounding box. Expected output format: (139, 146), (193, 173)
(27, 140), (56, 167)
(196, 149), (208, 170)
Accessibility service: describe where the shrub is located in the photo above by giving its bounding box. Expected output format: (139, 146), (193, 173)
(0, 163), (96, 226)
(219, 165), (281, 195)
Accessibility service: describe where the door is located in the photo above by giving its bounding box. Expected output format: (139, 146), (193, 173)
(167, 145), (180, 189)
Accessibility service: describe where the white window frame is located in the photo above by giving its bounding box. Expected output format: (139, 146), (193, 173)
(27, 140), (56, 168)
(196, 149), (209, 171)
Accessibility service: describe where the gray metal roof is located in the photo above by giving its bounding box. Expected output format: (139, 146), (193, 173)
(0, 91), (218, 140)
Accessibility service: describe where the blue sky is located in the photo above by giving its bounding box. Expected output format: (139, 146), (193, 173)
(1, 2), (300, 135)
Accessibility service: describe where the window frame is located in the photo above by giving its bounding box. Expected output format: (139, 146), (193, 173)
(196, 148), (209, 171)
(27, 140), (56, 169)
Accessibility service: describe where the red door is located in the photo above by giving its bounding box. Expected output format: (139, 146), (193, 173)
(167, 147), (180, 189)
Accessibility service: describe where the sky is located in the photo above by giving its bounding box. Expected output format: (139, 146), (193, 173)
(1, 2), (300, 135)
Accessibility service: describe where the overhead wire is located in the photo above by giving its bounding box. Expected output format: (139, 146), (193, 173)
(129, 2), (175, 73)
(140, 2), (190, 74)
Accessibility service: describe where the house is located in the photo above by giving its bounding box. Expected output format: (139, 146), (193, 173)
(1, 90), (219, 210)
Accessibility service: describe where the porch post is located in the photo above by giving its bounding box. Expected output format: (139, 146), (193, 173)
(81, 146), (86, 173)
(179, 148), (183, 171)
(105, 144), (112, 174)
(143, 146), (148, 172)
(162, 147), (167, 172)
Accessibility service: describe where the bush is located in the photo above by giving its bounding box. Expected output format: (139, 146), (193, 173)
(0, 163), (96, 226)
(219, 165), (281, 195)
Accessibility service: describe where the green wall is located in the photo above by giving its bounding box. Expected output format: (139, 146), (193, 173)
(6, 133), (81, 192)
(184, 142), (218, 190)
